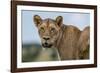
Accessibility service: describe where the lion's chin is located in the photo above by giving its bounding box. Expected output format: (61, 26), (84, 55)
(42, 43), (52, 48)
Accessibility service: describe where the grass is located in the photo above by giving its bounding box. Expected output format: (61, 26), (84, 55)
(22, 43), (59, 62)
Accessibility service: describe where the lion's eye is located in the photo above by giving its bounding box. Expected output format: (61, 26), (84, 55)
(40, 27), (45, 33)
(51, 28), (55, 33)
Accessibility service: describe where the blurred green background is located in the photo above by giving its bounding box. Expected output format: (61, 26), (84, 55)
(22, 43), (59, 62)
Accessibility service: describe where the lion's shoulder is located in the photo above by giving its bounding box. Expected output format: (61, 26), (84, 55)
(62, 25), (81, 33)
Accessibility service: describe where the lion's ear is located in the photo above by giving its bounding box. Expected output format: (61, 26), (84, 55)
(56, 16), (63, 27)
(34, 15), (42, 27)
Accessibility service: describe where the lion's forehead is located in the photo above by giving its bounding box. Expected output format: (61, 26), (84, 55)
(42, 19), (56, 27)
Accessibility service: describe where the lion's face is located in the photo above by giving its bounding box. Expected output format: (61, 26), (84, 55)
(33, 15), (63, 48)
(37, 19), (60, 48)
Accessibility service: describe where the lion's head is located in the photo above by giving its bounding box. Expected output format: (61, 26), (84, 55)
(33, 15), (63, 48)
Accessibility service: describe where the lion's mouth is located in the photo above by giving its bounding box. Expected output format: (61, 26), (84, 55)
(42, 43), (52, 48)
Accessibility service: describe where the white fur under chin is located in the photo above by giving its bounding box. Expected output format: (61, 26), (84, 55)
(42, 47), (61, 61)
(42, 47), (46, 51)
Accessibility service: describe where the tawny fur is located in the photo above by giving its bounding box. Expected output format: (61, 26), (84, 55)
(33, 15), (90, 60)
(78, 26), (90, 59)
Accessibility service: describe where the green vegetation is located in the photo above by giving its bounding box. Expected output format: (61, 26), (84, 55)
(22, 43), (59, 62)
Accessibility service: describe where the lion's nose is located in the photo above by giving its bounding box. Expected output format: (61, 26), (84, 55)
(43, 37), (50, 40)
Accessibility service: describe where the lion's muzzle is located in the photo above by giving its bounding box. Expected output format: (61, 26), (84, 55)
(42, 42), (52, 48)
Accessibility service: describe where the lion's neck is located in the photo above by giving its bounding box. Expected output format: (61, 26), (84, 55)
(54, 25), (66, 48)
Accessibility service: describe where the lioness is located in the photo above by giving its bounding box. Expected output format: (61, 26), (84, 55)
(33, 15), (89, 60)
